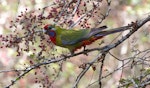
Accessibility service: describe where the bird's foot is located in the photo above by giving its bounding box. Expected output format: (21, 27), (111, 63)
(83, 46), (88, 56)
(70, 51), (74, 56)
(84, 52), (88, 56)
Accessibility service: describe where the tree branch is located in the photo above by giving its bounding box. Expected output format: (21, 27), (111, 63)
(5, 15), (150, 88)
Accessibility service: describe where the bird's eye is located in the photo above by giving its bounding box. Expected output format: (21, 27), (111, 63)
(48, 26), (52, 29)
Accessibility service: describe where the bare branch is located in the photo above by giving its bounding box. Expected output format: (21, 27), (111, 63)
(4, 15), (150, 88)
(99, 53), (106, 88)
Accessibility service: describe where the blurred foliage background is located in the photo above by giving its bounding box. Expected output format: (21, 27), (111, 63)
(0, 0), (150, 88)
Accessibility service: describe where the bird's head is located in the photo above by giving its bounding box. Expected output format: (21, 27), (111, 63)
(43, 24), (56, 37)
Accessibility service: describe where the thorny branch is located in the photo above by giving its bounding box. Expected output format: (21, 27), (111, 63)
(69, 0), (111, 28)
(4, 15), (150, 88)
(87, 49), (150, 88)
(118, 68), (150, 88)
(99, 53), (106, 88)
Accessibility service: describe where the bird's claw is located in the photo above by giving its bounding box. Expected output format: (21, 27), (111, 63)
(83, 46), (88, 56)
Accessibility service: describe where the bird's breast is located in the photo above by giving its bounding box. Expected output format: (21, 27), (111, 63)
(50, 37), (56, 44)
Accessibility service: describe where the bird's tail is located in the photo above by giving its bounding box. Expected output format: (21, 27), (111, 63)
(83, 26), (131, 45)
(90, 26), (130, 37)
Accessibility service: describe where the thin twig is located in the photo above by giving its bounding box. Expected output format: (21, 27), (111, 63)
(99, 53), (106, 88)
(72, 0), (81, 15)
(5, 15), (150, 88)
(73, 53), (103, 88)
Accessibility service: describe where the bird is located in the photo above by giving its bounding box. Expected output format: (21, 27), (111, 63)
(43, 24), (129, 54)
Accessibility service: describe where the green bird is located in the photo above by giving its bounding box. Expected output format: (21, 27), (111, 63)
(44, 24), (129, 54)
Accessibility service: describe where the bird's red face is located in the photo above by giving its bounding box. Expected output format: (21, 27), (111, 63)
(43, 24), (56, 37)
(44, 24), (51, 30)
(43, 24), (56, 44)
(44, 24), (55, 30)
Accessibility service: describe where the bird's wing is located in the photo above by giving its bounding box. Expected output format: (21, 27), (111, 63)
(60, 29), (89, 45)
